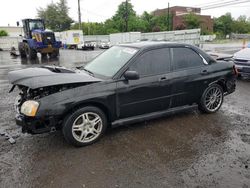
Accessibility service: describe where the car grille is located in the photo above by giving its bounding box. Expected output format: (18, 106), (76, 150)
(242, 67), (250, 73)
(234, 59), (250, 66)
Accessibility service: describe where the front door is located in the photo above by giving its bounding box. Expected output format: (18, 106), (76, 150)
(116, 48), (172, 119)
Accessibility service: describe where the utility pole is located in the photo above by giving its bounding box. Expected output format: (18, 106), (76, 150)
(167, 2), (170, 31)
(125, 0), (128, 32)
(78, 0), (82, 30)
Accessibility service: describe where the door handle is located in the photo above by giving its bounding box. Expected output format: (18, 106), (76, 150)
(201, 69), (209, 75)
(159, 76), (167, 81)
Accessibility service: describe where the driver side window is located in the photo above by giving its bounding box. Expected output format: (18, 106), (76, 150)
(130, 48), (171, 77)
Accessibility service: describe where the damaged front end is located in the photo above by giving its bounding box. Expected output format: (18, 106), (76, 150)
(13, 83), (86, 134)
(8, 66), (102, 134)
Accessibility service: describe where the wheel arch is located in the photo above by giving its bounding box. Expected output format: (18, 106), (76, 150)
(62, 101), (112, 125)
(209, 78), (227, 92)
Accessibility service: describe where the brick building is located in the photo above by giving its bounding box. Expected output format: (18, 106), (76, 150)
(152, 6), (213, 33)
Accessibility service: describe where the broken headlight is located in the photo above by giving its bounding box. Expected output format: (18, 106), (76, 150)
(21, 100), (39, 117)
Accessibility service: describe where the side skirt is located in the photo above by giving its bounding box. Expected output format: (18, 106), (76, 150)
(112, 104), (198, 128)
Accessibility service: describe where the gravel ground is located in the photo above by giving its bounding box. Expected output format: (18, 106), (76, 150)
(0, 49), (249, 188)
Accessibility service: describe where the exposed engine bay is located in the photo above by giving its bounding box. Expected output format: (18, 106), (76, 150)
(13, 83), (88, 113)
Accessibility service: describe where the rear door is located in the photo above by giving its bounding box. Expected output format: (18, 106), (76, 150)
(170, 47), (208, 108)
(116, 48), (172, 118)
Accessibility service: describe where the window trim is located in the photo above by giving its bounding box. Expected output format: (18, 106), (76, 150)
(184, 45), (208, 65)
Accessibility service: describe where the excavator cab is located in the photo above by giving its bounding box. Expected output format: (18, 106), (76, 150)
(22, 19), (45, 39)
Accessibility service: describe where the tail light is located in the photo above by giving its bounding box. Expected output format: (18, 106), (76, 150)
(233, 65), (238, 76)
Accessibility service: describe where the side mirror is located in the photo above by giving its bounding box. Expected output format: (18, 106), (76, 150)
(124, 71), (139, 80)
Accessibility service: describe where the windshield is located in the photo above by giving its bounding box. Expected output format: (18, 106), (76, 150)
(84, 46), (138, 77)
(29, 20), (44, 30)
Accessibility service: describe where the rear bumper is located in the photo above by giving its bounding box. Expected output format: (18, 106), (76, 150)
(15, 114), (58, 134)
(82, 45), (94, 49)
(99, 46), (110, 49)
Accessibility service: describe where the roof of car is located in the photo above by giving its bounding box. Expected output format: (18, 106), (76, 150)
(118, 41), (215, 64)
(118, 41), (192, 49)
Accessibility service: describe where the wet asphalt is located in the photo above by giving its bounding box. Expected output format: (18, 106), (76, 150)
(0, 48), (250, 188)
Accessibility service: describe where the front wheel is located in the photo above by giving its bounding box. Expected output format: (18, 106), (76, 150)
(62, 106), (107, 147)
(198, 84), (224, 113)
(18, 42), (27, 58)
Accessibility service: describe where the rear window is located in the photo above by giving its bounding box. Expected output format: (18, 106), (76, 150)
(172, 47), (203, 70)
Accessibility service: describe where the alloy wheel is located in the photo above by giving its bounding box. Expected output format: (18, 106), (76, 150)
(72, 112), (103, 143)
(204, 86), (223, 112)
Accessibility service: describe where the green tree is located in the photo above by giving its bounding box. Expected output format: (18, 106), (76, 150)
(104, 19), (120, 34)
(141, 11), (172, 32)
(151, 14), (169, 31)
(111, 0), (137, 32)
(37, 0), (73, 31)
(128, 16), (147, 32)
(141, 11), (153, 32)
(232, 15), (250, 34)
(214, 13), (233, 37)
(0, 30), (8, 37)
(184, 13), (201, 29)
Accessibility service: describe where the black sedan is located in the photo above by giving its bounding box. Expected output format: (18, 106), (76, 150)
(8, 42), (237, 146)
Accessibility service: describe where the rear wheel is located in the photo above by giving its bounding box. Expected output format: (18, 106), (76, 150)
(18, 42), (27, 58)
(62, 106), (107, 147)
(198, 84), (224, 113)
(24, 43), (37, 60)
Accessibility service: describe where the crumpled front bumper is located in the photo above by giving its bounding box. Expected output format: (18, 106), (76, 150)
(15, 113), (57, 134)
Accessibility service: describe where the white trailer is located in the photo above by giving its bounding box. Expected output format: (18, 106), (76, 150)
(60, 30), (84, 49)
(110, 32), (141, 45)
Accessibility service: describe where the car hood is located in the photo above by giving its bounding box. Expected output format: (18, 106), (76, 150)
(233, 48), (250, 61)
(8, 66), (102, 89)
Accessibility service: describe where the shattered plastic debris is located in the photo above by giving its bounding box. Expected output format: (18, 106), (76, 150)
(8, 137), (16, 144)
(0, 131), (17, 144)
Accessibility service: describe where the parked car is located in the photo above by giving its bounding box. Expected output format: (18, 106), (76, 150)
(8, 42), (237, 147)
(77, 41), (95, 50)
(99, 41), (111, 49)
(233, 48), (250, 78)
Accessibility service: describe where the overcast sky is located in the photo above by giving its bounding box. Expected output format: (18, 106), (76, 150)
(1, 0), (250, 26)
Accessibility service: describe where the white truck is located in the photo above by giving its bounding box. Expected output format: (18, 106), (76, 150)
(60, 30), (84, 49)
(110, 32), (141, 46)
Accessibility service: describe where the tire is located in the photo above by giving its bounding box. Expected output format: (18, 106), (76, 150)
(18, 42), (27, 58)
(62, 106), (107, 147)
(198, 84), (224, 113)
(29, 48), (37, 59)
(24, 43), (37, 60)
